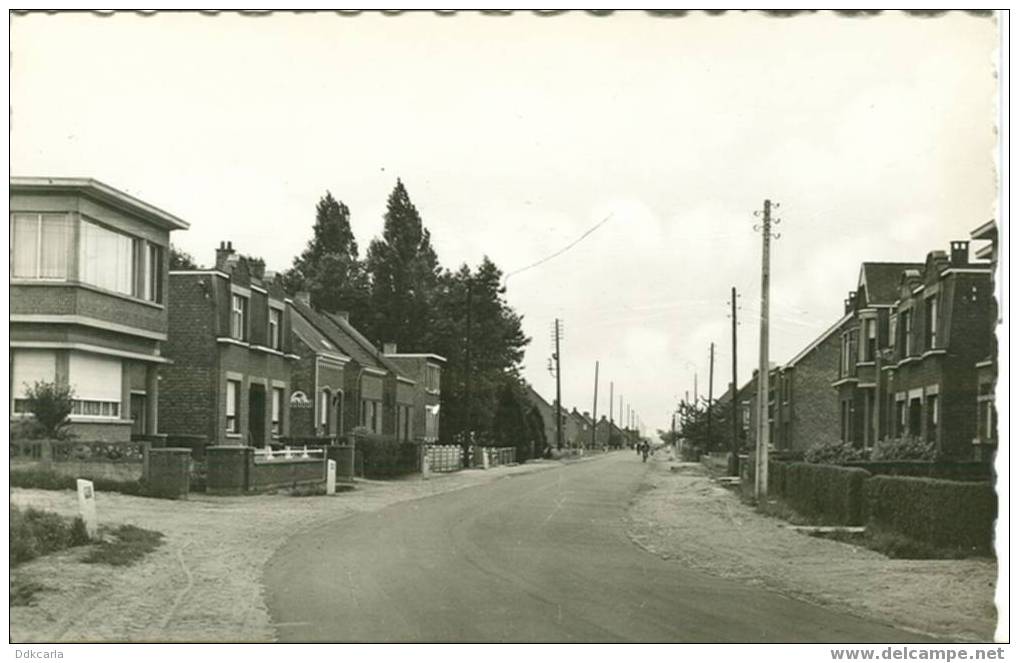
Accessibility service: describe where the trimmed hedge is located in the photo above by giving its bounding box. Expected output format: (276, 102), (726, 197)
(865, 476), (997, 552)
(779, 462), (871, 526)
(355, 434), (418, 479)
(844, 461), (992, 483)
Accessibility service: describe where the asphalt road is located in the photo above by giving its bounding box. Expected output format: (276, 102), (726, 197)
(264, 452), (924, 643)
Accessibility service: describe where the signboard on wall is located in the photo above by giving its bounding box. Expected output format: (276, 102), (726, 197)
(290, 391), (313, 408)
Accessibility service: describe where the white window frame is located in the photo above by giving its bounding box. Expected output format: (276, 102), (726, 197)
(11, 213), (73, 281)
(925, 294), (939, 350)
(231, 294), (249, 341)
(226, 379), (241, 433)
(268, 306), (283, 350)
(271, 386), (284, 436)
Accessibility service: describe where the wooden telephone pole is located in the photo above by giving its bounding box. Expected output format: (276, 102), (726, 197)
(754, 199), (779, 500)
(590, 361), (599, 449)
(707, 342), (715, 450)
(729, 286), (740, 476)
(553, 318), (563, 450)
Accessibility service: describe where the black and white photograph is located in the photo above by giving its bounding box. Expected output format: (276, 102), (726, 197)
(7, 8), (1008, 652)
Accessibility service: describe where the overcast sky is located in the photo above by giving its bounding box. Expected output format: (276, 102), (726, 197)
(10, 11), (999, 434)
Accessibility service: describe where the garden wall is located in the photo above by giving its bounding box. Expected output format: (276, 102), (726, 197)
(10, 439), (146, 483)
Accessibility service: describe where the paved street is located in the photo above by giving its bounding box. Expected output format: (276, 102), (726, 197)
(264, 453), (925, 643)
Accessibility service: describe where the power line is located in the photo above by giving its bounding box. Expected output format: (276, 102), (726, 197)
(503, 213), (614, 285)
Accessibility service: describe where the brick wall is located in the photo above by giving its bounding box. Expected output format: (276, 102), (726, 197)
(786, 321), (848, 451)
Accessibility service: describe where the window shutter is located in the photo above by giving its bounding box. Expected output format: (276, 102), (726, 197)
(68, 354), (122, 402)
(13, 350), (57, 398)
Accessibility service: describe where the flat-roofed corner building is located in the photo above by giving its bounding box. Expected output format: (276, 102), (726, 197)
(10, 177), (189, 441)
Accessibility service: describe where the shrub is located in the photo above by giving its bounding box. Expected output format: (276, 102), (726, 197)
(84, 525), (164, 566)
(10, 467), (147, 496)
(354, 434), (418, 478)
(869, 437), (937, 461)
(10, 419), (47, 441)
(779, 462), (871, 525)
(23, 381), (76, 439)
(10, 505), (89, 566)
(804, 440), (870, 465)
(865, 475), (996, 553)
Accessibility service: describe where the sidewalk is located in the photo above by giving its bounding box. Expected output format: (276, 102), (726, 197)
(625, 455), (998, 642)
(9, 458), (567, 643)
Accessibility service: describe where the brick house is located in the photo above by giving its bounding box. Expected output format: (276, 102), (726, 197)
(10, 177), (188, 441)
(288, 299), (416, 442)
(161, 242), (298, 446)
(770, 313), (854, 452)
(288, 301), (351, 440)
(970, 220), (998, 459)
(834, 243), (994, 459)
(523, 384), (557, 448)
(384, 347), (445, 443)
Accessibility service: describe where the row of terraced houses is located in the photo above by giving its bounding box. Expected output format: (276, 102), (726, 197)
(10, 177), (444, 447)
(723, 220), (998, 461)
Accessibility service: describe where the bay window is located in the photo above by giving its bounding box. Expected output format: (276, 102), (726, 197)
(11, 213), (74, 280)
(80, 219), (135, 296)
(144, 243), (164, 303)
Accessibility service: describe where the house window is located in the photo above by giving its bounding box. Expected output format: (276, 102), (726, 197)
(268, 307), (282, 350)
(425, 365), (441, 392)
(902, 309), (913, 356)
(888, 315), (897, 354)
(908, 397), (922, 438)
(925, 295), (938, 350)
(144, 243), (164, 303)
(231, 294), (249, 340)
(895, 398), (907, 437)
(926, 394), (939, 442)
(226, 379), (240, 433)
(272, 387), (284, 435)
(319, 389), (330, 428)
(68, 354), (122, 420)
(11, 213), (74, 280)
(80, 219), (136, 296)
(862, 318), (877, 361)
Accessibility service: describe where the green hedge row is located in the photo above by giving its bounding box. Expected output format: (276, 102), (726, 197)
(775, 462), (871, 526)
(354, 435), (419, 479)
(865, 476), (997, 552)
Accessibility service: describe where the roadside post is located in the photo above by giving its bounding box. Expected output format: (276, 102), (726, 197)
(327, 459), (337, 495)
(76, 479), (98, 539)
(422, 447), (431, 480)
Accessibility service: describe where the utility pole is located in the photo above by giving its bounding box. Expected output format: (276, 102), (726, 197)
(729, 286), (740, 476)
(553, 318), (563, 451)
(590, 361), (599, 449)
(707, 342), (715, 451)
(694, 373), (699, 404)
(753, 199), (779, 500)
(465, 277), (473, 436)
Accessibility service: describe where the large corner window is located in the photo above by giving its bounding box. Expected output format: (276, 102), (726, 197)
(226, 379), (241, 433)
(268, 307), (282, 350)
(231, 294), (249, 341)
(80, 219), (136, 296)
(11, 213), (74, 280)
(144, 243), (164, 303)
(426, 365), (440, 392)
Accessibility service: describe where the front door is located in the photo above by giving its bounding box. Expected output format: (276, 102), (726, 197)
(249, 384), (266, 446)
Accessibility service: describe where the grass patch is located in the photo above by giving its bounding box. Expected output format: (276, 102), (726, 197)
(10, 576), (47, 607)
(755, 497), (828, 526)
(806, 527), (985, 560)
(10, 505), (90, 566)
(84, 525), (164, 566)
(10, 467), (147, 496)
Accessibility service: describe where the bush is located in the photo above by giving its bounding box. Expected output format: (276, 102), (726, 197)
(804, 440), (870, 465)
(22, 381), (75, 439)
(779, 462), (871, 525)
(870, 437), (937, 461)
(10, 467), (147, 496)
(865, 475), (996, 553)
(354, 434), (418, 478)
(10, 505), (89, 566)
(84, 525), (163, 566)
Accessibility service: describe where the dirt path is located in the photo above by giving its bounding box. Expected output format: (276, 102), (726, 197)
(625, 455), (998, 642)
(10, 460), (570, 643)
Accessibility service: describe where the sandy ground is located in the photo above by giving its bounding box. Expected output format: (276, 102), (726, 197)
(9, 459), (574, 643)
(625, 454), (999, 642)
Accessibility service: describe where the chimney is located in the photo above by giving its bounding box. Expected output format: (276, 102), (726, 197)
(950, 240), (970, 267)
(215, 241), (235, 271)
(295, 291), (311, 306)
(383, 342), (398, 355)
(844, 290), (857, 315)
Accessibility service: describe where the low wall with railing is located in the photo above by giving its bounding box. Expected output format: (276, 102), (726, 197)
(206, 445), (326, 494)
(425, 445), (464, 473)
(10, 439), (146, 483)
(471, 446), (516, 468)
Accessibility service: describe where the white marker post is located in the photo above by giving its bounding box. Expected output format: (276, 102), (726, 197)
(421, 448), (431, 480)
(76, 479), (98, 540)
(482, 448), (490, 470)
(326, 459), (336, 495)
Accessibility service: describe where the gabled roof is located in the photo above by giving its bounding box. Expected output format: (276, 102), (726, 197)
(858, 262), (924, 305)
(290, 305), (350, 362)
(290, 299), (406, 378)
(783, 313), (853, 369)
(523, 384), (554, 412)
(10, 176), (190, 230)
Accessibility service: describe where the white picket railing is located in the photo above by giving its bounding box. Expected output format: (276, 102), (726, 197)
(254, 446), (326, 463)
(425, 445), (464, 473)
